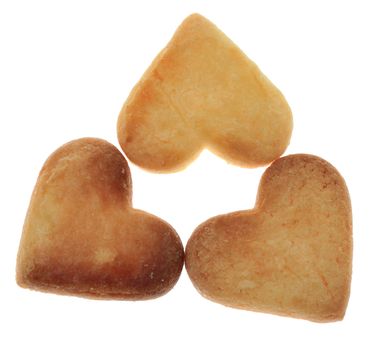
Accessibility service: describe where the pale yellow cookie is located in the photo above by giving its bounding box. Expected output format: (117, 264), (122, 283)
(118, 13), (293, 172)
(186, 154), (352, 322)
(17, 138), (184, 299)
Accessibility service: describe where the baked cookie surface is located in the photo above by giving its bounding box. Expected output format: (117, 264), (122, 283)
(118, 13), (293, 172)
(17, 138), (184, 299)
(186, 154), (352, 322)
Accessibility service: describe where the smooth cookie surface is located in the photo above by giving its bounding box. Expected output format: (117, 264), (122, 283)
(118, 13), (293, 172)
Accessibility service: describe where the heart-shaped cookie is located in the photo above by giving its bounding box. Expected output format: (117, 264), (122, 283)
(117, 13), (293, 172)
(17, 138), (184, 299)
(186, 154), (352, 322)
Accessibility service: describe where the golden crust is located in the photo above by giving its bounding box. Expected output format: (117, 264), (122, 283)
(17, 138), (184, 300)
(117, 13), (293, 172)
(186, 154), (352, 322)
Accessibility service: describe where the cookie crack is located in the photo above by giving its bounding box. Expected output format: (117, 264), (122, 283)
(315, 267), (335, 301)
(156, 82), (194, 131)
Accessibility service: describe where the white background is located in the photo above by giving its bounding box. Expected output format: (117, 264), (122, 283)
(1, 0), (371, 349)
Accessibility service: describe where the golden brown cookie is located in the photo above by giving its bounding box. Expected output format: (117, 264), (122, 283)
(186, 154), (352, 322)
(17, 138), (184, 299)
(117, 13), (293, 172)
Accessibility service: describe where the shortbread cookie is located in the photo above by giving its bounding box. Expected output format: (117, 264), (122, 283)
(117, 13), (293, 172)
(17, 138), (184, 299)
(186, 154), (352, 322)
